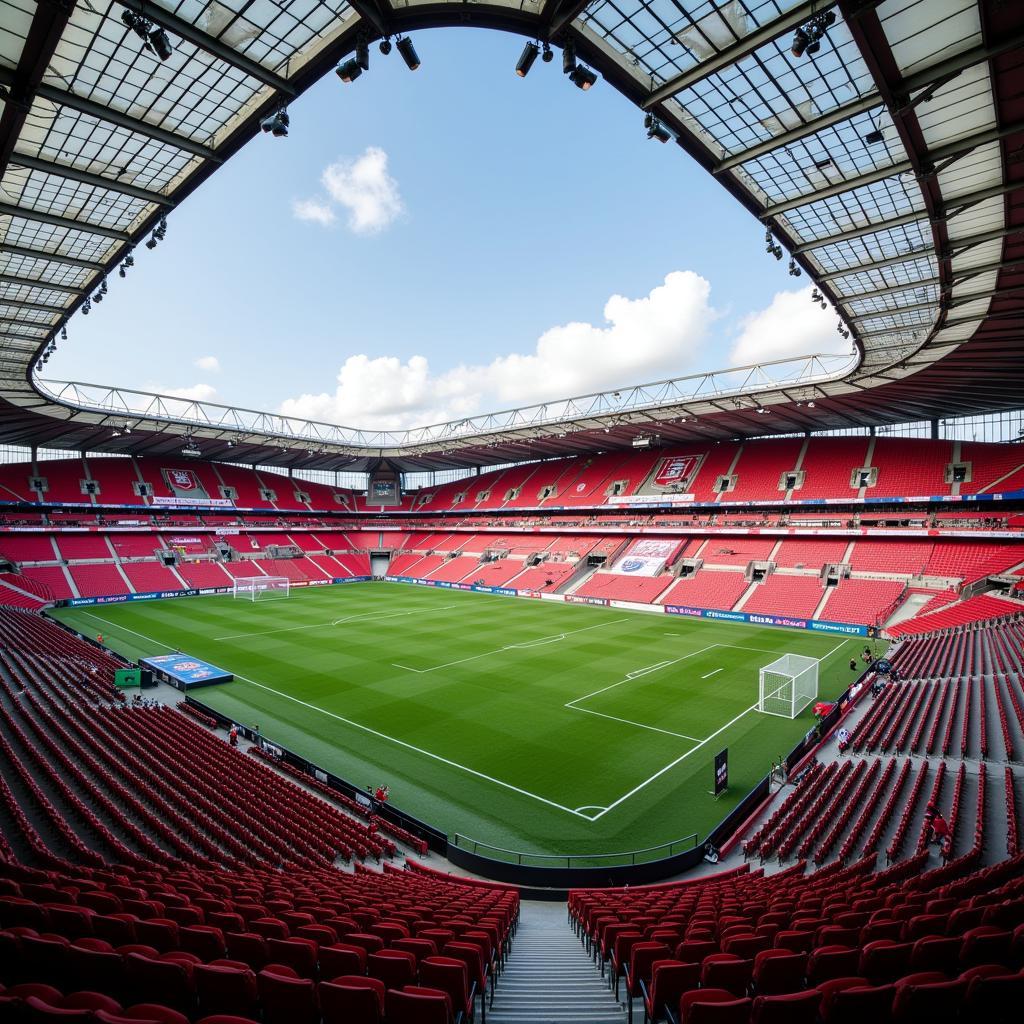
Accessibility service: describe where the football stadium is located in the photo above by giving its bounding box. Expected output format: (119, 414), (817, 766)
(1, 1), (1024, 1023)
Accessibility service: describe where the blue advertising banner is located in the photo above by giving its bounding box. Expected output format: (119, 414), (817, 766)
(141, 653), (233, 688)
(664, 604), (867, 636)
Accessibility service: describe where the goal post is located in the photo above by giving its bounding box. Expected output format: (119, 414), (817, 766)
(232, 576), (290, 601)
(758, 653), (819, 719)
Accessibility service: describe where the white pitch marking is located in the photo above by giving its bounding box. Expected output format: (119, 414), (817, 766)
(392, 617), (631, 674)
(589, 700), (761, 821)
(569, 704), (701, 742)
(566, 645), (718, 706)
(79, 611), (177, 649)
(71, 612), (594, 821)
(626, 661), (672, 680)
(702, 668), (723, 680)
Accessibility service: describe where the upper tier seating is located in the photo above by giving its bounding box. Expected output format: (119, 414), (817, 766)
(728, 439), (805, 501)
(849, 540), (932, 574)
(870, 439), (953, 497)
(109, 534), (165, 558)
(18, 566), (74, 600)
(0, 535), (60, 563)
(85, 458), (142, 504)
(698, 538), (777, 567)
(772, 539), (850, 568)
(795, 437), (871, 498)
(424, 556), (480, 583)
(55, 535), (114, 560)
(924, 543), (1024, 583)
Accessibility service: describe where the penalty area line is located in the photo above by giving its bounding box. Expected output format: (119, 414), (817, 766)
(701, 668), (722, 680)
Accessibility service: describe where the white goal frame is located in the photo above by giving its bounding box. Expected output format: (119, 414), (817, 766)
(758, 653), (819, 718)
(232, 575), (290, 601)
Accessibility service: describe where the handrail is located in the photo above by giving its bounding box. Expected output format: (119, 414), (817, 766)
(451, 831), (700, 868)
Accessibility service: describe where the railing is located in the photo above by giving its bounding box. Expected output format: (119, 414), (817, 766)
(450, 832), (699, 869)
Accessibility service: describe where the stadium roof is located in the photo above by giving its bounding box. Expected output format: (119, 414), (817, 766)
(0, 0), (1021, 473)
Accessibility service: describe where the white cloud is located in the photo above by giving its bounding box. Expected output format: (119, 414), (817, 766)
(292, 147), (403, 234)
(291, 198), (336, 226)
(280, 271), (717, 429)
(729, 286), (852, 365)
(194, 355), (220, 373)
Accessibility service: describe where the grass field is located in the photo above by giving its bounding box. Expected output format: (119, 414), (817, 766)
(52, 583), (862, 860)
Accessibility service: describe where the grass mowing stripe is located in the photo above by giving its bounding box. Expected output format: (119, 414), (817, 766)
(52, 584), (866, 855)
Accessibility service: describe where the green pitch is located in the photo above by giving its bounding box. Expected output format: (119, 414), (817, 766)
(52, 583), (860, 862)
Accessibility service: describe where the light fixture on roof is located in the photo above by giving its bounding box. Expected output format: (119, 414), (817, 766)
(121, 10), (174, 62)
(356, 34), (370, 72)
(764, 226), (783, 261)
(541, 42), (553, 63)
(336, 59), (362, 83)
(864, 126), (885, 145)
(562, 39), (577, 74)
(379, 37), (392, 55)
(788, 258), (801, 277)
(516, 41), (539, 77)
(396, 35), (420, 71)
(791, 9), (836, 58)
(60, 326), (67, 341)
(82, 297), (91, 315)
(119, 250), (134, 277)
(260, 106), (290, 135)
(756, 406), (769, 415)
(181, 437), (201, 457)
(644, 114), (671, 143)
(569, 64), (597, 90)
(837, 320), (851, 340)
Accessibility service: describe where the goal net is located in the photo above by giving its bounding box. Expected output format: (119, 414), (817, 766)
(232, 576), (290, 601)
(758, 653), (819, 719)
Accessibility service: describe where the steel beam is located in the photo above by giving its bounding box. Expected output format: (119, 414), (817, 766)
(643, 1), (831, 109)
(0, 272), (83, 295)
(0, 202), (131, 241)
(0, 243), (104, 272)
(0, 70), (220, 163)
(119, 0), (295, 96)
(8, 153), (174, 208)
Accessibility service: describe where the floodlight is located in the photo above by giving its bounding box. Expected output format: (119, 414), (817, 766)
(379, 38), (392, 55)
(148, 27), (173, 61)
(646, 118), (671, 143)
(864, 127), (885, 145)
(569, 65), (596, 90)
(260, 107), (289, 136)
(541, 43), (553, 63)
(336, 59), (362, 83)
(791, 27), (811, 57)
(356, 35), (370, 71)
(516, 41), (539, 77)
(562, 40), (576, 74)
(397, 36), (420, 70)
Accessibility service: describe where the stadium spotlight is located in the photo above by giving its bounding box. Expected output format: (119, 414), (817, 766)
(516, 41), (539, 77)
(121, 10), (175, 62)
(379, 37), (392, 55)
(542, 42), (553, 63)
(791, 9), (836, 59)
(644, 114), (671, 143)
(788, 258), (801, 277)
(396, 35), (420, 70)
(864, 126), (885, 145)
(569, 64), (597, 90)
(82, 297), (91, 315)
(60, 326), (67, 341)
(356, 34), (370, 71)
(336, 59), (362, 83)
(260, 106), (290, 135)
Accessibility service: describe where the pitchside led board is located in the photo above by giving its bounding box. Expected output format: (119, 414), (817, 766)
(714, 748), (729, 797)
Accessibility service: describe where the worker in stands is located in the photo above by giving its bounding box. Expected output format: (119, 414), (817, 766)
(96, 633), (103, 644)
(929, 809), (951, 846)
(229, 725), (238, 747)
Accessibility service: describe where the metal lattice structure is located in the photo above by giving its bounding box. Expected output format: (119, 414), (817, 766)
(1, 1), (1022, 473)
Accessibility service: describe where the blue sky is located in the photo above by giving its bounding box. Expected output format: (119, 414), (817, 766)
(49, 28), (849, 429)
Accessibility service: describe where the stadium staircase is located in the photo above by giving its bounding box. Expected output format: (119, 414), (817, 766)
(489, 902), (626, 1024)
